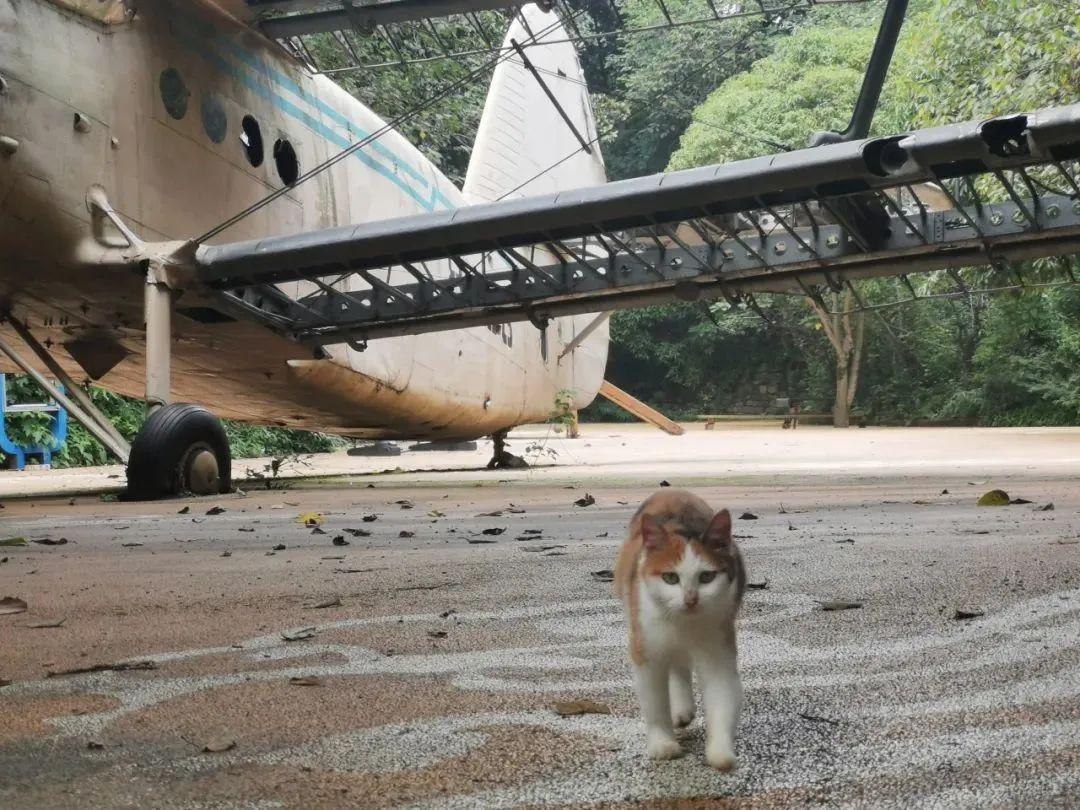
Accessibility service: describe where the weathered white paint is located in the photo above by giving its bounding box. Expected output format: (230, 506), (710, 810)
(0, 0), (608, 438)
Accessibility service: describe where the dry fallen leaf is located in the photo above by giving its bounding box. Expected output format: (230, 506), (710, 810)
(817, 600), (863, 611)
(590, 570), (614, 582)
(289, 676), (324, 687)
(746, 580), (769, 590)
(953, 608), (985, 620)
(282, 627), (317, 642)
(202, 736), (236, 753)
(206, 506), (227, 516)
(46, 660), (156, 678)
(739, 512), (759, 520)
(28, 618), (66, 629)
(481, 527), (505, 536)
(977, 489), (1010, 507)
(552, 699), (611, 717)
(32, 537), (68, 546)
(305, 597), (342, 609)
(0, 537), (27, 547)
(1039, 503), (1055, 511)
(427, 630), (448, 639)
(477, 510), (503, 517)
(574, 494), (596, 507)
(0, 596), (28, 615)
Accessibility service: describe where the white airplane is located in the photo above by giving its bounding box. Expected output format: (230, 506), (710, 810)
(0, 0), (609, 497)
(4, 1), (1078, 501)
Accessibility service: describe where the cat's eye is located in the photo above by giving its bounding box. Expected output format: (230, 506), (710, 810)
(661, 572), (679, 585)
(699, 570), (718, 584)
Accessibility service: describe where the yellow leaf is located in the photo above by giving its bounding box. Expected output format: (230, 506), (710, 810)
(296, 512), (324, 526)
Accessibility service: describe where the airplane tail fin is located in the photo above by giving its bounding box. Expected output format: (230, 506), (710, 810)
(463, 3), (606, 203)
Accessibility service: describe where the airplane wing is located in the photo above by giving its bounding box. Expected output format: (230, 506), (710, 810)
(193, 104), (1080, 343)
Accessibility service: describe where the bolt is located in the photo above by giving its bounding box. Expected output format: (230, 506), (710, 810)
(73, 112), (92, 133)
(1012, 209), (1025, 224)
(669, 257), (683, 268)
(722, 248), (734, 260)
(990, 211), (1004, 226)
(774, 241), (787, 255)
(1047, 204), (1060, 219)
(0, 136), (17, 156)
(826, 235), (840, 249)
(1072, 201), (1080, 216)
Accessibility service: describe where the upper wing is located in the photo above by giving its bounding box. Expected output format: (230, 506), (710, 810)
(194, 104), (1080, 343)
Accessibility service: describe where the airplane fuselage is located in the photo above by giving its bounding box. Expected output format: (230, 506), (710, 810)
(0, 0), (607, 438)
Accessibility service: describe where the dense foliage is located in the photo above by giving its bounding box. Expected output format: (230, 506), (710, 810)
(597, 0), (1080, 426)
(1, 375), (342, 469)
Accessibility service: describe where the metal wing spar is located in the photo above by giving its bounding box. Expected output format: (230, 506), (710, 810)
(194, 103), (1080, 344)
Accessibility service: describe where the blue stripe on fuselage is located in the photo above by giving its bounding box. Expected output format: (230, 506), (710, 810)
(170, 18), (454, 213)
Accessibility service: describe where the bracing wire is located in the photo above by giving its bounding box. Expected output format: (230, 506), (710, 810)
(198, 9), (583, 242)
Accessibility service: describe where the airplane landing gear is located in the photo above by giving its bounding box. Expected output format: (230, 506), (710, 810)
(123, 262), (231, 500)
(125, 403), (231, 499)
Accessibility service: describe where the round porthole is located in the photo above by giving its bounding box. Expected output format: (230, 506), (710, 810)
(240, 115), (264, 167)
(273, 138), (299, 186)
(201, 94), (227, 144)
(159, 67), (189, 120)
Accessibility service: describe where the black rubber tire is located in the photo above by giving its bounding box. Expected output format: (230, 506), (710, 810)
(124, 403), (231, 500)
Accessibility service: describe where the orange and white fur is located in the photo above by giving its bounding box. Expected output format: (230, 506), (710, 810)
(615, 490), (746, 770)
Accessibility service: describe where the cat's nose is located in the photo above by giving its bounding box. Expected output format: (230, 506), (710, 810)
(684, 593), (699, 609)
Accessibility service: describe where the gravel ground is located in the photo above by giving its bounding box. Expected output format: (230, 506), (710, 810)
(1, 426), (1078, 808)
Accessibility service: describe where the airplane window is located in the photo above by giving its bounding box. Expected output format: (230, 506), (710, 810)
(274, 138), (300, 186)
(240, 115), (264, 167)
(159, 68), (189, 120)
(201, 94), (227, 144)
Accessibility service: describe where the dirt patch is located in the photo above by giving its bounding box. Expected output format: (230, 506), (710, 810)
(0, 693), (120, 744)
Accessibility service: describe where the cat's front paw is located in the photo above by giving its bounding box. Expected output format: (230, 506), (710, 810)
(646, 733), (684, 761)
(705, 745), (737, 772)
(672, 707), (695, 728)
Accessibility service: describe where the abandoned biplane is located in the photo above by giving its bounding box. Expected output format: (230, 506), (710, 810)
(2, 0), (1080, 499)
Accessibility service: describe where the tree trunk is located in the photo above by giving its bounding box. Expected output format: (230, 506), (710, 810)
(833, 358), (851, 427)
(807, 290), (865, 428)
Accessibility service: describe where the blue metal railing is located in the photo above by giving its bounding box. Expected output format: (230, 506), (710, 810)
(0, 374), (69, 470)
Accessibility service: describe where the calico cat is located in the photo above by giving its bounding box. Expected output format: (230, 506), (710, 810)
(614, 490), (746, 770)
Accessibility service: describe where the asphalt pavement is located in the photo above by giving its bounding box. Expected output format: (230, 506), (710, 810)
(1, 425), (1078, 808)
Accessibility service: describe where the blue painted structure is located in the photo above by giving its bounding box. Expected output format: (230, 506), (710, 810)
(0, 374), (69, 470)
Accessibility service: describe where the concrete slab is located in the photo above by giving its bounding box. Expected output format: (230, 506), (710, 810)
(5, 422), (1080, 498)
(1, 424), (1078, 807)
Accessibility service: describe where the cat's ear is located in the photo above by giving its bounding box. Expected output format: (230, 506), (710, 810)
(703, 509), (732, 547)
(641, 514), (667, 550)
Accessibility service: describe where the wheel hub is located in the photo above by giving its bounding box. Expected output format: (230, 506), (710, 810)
(185, 447), (220, 495)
